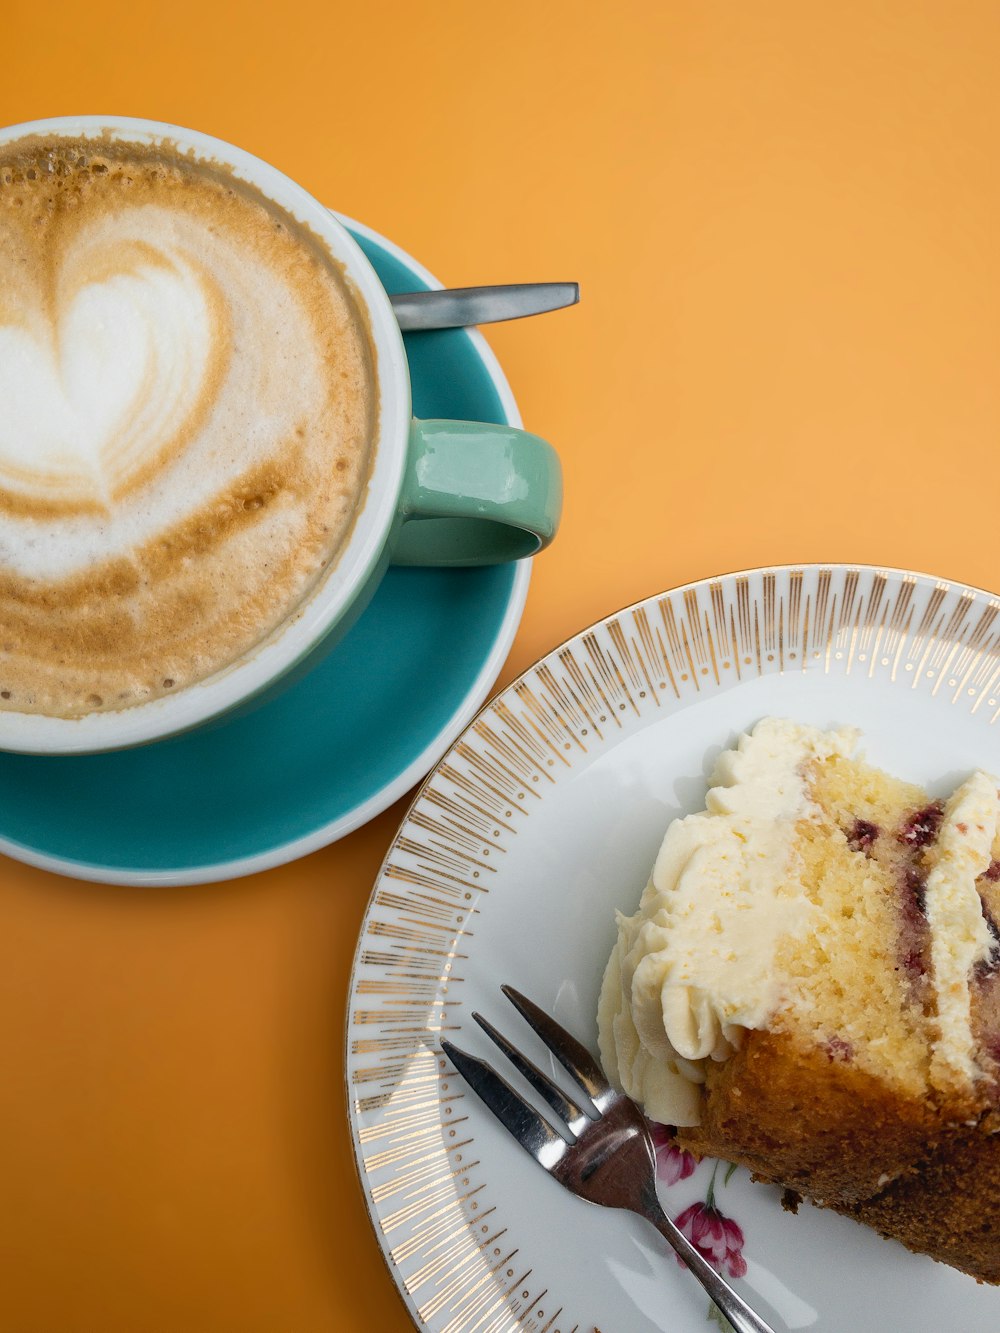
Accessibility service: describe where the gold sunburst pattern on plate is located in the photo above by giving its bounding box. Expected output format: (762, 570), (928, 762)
(346, 565), (1000, 1333)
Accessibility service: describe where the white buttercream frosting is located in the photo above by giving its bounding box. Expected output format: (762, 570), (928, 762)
(597, 718), (856, 1126)
(925, 772), (1000, 1092)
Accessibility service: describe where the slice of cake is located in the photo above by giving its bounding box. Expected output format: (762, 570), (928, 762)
(597, 718), (1000, 1281)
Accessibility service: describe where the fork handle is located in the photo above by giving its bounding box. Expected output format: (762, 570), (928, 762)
(634, 1193), (777, 1333)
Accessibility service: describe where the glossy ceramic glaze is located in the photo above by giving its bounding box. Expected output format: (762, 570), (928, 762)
(0, 117), (560, 754)
(348, 565), (1000, 1333)
(0, 222), (532, 883)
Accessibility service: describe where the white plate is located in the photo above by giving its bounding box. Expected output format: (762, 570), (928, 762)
(347, 565), (1000, 1332)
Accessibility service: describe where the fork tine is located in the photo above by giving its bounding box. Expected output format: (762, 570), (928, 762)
(472, 1011), (592, 1136)
(501, 985), (615, 1110)
(440, 1040), (569, 1170)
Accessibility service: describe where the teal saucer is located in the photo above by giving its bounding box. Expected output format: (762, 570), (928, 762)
(0, 221), (529, 885)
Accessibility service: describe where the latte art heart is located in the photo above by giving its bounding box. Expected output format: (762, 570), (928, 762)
(0, 136), (377, 718)
(0, 236), (218, 510)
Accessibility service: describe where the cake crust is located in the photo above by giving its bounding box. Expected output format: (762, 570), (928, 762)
(676, 1030), (974, 1206)
(846, 1112), (1000, 1283)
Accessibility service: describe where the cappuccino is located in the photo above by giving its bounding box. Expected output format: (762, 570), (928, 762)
(0, 134), (377, 717)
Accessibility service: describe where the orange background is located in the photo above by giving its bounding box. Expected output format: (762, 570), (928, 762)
(4, 2), (1000, 1329)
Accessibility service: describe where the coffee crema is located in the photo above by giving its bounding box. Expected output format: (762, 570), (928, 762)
(0, 134), (377, 717)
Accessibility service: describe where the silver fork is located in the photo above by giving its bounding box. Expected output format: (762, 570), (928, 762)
(441, 986), (776, 1333)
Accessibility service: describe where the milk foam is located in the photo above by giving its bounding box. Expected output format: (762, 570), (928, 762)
(0, 253), (211, 513)
(0, 137), (377, 716)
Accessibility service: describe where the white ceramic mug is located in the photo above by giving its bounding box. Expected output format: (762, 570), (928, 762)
(0, 116), (562, 755)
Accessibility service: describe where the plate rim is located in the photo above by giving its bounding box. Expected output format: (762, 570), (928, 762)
(344, 558), (1000, 1332)
(0, 217), (531, 887)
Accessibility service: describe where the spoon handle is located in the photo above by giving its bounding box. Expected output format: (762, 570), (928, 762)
(390, 282), (579, 330)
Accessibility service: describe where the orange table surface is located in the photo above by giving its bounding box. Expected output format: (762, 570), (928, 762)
(5, 2), (1000, 1329)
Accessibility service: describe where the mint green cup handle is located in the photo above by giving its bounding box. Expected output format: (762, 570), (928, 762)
(391, 418), (563, 566)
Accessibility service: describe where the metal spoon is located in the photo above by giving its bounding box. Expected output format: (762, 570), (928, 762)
(390, 282), (579, 331)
